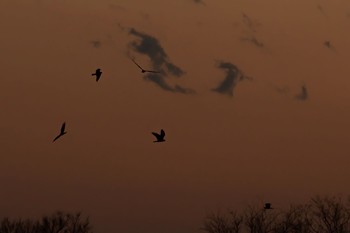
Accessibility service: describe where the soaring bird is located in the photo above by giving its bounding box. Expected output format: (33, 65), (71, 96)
(92, 68), (102, 82)
(152, 129), (165, 142)
(131, 58), (160, 74)
(53, 122), (67, 142)
(264, 203), (273, 210)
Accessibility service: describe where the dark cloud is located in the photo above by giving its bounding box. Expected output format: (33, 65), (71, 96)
(128, 28), (194, 93)
(90, 40), (101, 48)
(295, 85), (308, 101)
(212, 61), (250, 97)
(143, 73), (195, 94)
(241, 12), (261, 33)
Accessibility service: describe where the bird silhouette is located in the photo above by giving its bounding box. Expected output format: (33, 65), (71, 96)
(324, 41), (331, 48)
(92, 68), (102, 82)
(152, 129), (165, 142)
(264, 203), (273, 210)
(131, 58), (160, 74)
(53, 122), (67, 142)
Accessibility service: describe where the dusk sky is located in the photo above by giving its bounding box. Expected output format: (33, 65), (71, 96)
(1, 1), (350, 233)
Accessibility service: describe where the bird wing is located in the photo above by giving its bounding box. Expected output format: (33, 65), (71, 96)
(60, 122), (66, 133)
(160, 129), (165, 137)
(96, 76), (100, 82)
(131, 59), (144, 70)
(145, 70), (160, 73)
(152, 132), (160, 140)
(53, 134), (61, 142)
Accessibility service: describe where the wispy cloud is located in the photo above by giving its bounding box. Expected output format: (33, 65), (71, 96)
(212, 61), (251, 97)
(241, 12), (261, 33)
(295, 85), (308, 101)
(240, 13), (264, 48)
(128, 28), (194, 94)
(241, 36), (264, 48)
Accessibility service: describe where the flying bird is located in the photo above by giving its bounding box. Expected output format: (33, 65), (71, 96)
(53, 122), (67, 142)
(131, 58), (160, 74)
(324, 41), (331, 48)
(152, 129), (165, 142)
(264, 203), (273, 210)
(92, 68), (102, 82)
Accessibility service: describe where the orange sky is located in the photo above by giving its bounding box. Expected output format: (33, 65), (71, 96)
(1, 1), (350, 233)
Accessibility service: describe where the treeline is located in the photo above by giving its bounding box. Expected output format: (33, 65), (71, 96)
(0, 212), (92, 233)
(202, 196), (350, 233)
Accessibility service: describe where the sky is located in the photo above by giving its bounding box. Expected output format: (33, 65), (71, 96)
(1, 0), (350, 233)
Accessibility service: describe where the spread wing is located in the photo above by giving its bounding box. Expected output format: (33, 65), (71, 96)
(152, 132), (160, 140)
(160, 129), (165, 137)
(53, 134), (61, 142)
(131, 58), (143, 71)
(60, 122), (66, 133)
(144, 70), (160, 73)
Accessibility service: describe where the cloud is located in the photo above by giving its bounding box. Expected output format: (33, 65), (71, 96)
(143, 73), (195, 94)
(241, 12), (261, 33)
(240, 13), (264, 48)
(295, 85), (308, 101)
(129, 28), (184, 76)
(212, 61), (250, 97)
(241, 36), (264, 48)
(128, 28), (194, 93)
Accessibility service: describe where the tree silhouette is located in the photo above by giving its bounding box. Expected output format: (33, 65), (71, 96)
(244, 205), (278, 233)
(310, 196), (350, 233)
(273, 204), (312, 233)
(202, 196), (350, 233)
(0, 211), (92, 233)
(202, 211), (243, 233)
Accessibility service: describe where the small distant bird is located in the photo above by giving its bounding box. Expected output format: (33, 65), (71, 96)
(324, 41), (331, 48)
(295, 85), (308, 101)
(264, 203), (273, 210)
(131, 58), (160, 74)
(53, 122), (67, 142)
(92, 68), (102, 82)
(152, 129), (165, 142)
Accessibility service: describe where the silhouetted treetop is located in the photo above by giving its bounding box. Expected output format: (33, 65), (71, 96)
(0, 211), (92, 233)
(202, 195), (350, 233)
